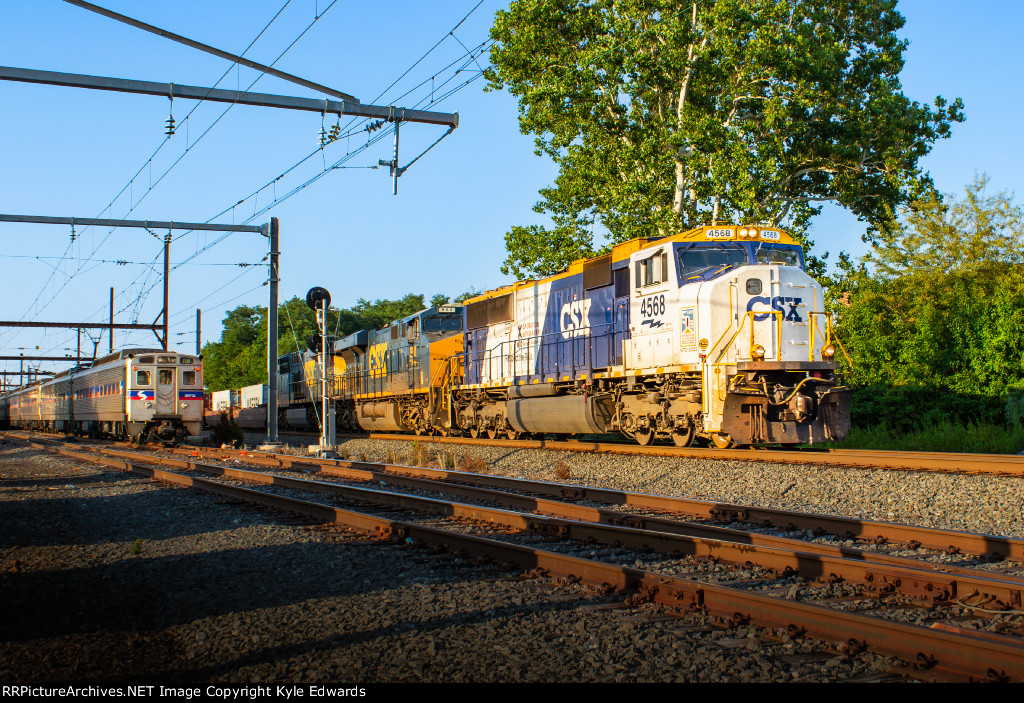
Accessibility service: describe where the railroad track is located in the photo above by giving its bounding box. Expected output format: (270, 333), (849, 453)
(347, 432), (1024, 475)
(231, 429), (1024, 475)
(6, 430), (1024, 682)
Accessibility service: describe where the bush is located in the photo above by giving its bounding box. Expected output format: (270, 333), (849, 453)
(211, 414), (244, 447)
(848, 385), (1005, 433)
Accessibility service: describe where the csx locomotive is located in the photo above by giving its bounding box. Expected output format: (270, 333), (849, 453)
(0, 349), (204, 443)
(321, 223), (850, 447)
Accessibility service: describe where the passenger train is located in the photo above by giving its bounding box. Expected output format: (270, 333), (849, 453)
(217, 223), (852, 447)
(0, 349), (203, 444)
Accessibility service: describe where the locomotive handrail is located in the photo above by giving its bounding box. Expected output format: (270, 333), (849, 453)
(709, 310), (784, 402)
(807, 312), (853, 370)
(468, 321), (619, 385)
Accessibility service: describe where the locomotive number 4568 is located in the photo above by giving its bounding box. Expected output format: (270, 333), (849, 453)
(640, 294), (665, 318)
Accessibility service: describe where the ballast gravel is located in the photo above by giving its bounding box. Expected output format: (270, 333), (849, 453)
(314, 434), (1024, 539)
(7, 434), (1015, 684)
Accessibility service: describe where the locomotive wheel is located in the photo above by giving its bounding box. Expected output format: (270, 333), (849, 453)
(486, 427), (498, 440)
(633, 429), (656, 446)
(671, 426), (695, 447)
(469, 426), (481, 439)
(506, 428), (521, 440)
(711, 432), (735, 449)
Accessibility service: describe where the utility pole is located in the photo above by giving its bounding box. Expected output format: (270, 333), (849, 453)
(109, 287), (114, 353)
(162, 232), (170, 351)
(196, 308), (201, 356)
(319, 296), (335, 454)
(265, 217), (280, 446)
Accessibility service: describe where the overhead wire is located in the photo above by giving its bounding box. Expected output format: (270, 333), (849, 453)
(13, 0), (342, 358)
(13, 0), (297, 333)
(16, 1), (495, 360)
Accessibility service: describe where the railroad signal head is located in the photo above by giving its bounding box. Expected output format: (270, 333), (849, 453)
(306, 287), (331, 311)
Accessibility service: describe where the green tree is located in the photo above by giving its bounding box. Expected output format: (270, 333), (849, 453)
(829, 177), (1024, 428)
(201, 305), (268, 392)
(487, 0), (964, 277)
(202, 293), (435, 391)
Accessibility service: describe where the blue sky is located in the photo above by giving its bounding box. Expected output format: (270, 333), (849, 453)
(1, 0), (1021, 374)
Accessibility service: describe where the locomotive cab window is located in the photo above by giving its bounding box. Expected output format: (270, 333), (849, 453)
(136, 370), (151, 385)
(423, 316), (461, 334)
(635, 250), (669, 288)
(677, 245), (748, 281)
(159, 369), (174, 385)
(182, 371), (197, 386)
(754, 244), (802, 268)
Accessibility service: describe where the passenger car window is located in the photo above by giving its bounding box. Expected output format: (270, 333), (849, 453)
(183, 371), (196, 385)
(136, 370), (151, 385)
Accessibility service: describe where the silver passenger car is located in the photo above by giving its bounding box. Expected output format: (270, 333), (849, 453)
(0, 348), (203, 443)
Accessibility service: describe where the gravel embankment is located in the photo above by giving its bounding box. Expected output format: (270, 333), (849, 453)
(0, 439), (923, 684)
(279, 434), (1024, 540)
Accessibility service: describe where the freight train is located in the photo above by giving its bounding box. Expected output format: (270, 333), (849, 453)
(214, 224), (851, 447)
(0, 348), (204, 443)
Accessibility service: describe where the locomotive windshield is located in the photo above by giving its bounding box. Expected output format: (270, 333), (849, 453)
(423, 316), (462, 333)
(677, 245), (748, 281)
(754, 244), (803, 268)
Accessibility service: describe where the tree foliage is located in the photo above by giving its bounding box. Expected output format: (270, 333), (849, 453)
(201, 293), (436, 391)
(487, 0), (964, 277)
(828, 177), (1024, 428)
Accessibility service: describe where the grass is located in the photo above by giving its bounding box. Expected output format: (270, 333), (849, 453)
(823, 420), (1024, 454)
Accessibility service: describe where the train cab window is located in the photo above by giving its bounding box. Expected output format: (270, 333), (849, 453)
(635, 250), (669, 288)
(182, 371), (196, 385)
(677, 245), (748, 281)
(159, 369), (174, 385)
(755, 245), (802, 268)
(422, 316), (461, 333)
(136, 370), (151, 385)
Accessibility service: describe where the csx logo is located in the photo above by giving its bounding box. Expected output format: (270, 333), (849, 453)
(367, 342), (388, 372)
(747, 296), (803, 322)
(560, 299), (592, 339)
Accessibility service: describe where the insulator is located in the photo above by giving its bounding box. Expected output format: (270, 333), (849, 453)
(319, 127), (328, 147)
(165, 116), (176, 137)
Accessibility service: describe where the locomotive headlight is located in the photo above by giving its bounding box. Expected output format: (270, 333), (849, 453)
(822, 344), (836, 359)
(145, 401), (152, 408)
(181, 402), (189, 408)
(752, 344), (766, 360)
